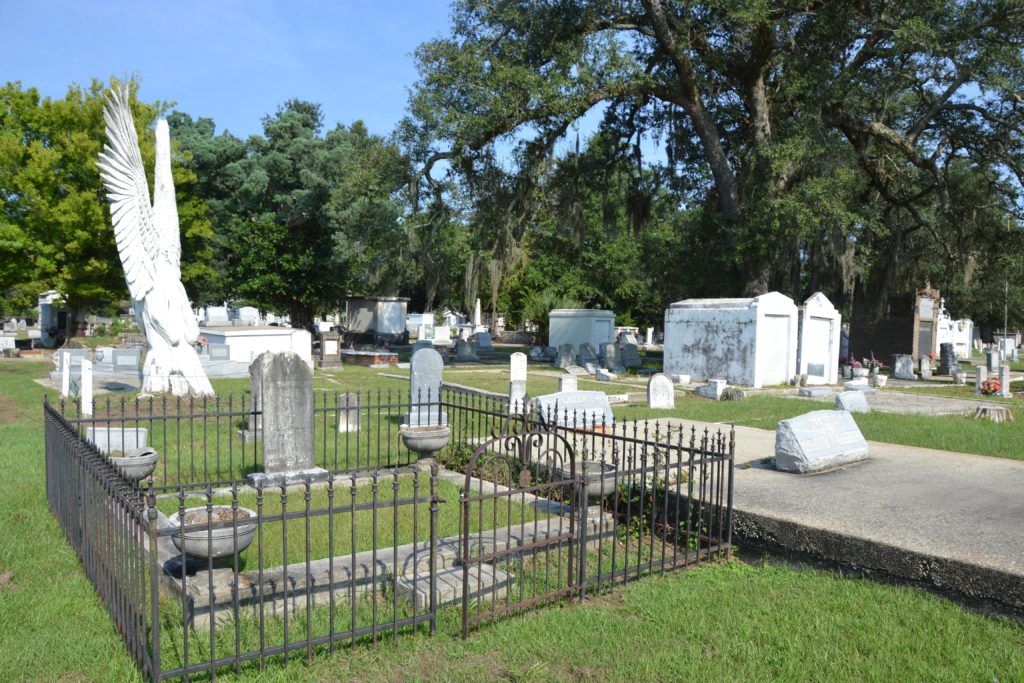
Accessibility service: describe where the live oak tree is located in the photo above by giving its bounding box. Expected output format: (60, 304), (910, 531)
(405, 0), (1024, 317)
(0, 79), (214, 324)
(173, 101), (409, 330)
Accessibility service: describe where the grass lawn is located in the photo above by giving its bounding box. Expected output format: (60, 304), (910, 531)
(3, 357), (1024, 681)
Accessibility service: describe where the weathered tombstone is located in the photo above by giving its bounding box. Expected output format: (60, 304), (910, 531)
(246, 352), (326, 487)
(556, 343), (576, 369)
(602, 343), (625, 373)
(619, 331), (639, 346)
(510, 352), (527, 382)
(579, 342), (598, 365)
(620, 343), (642, 369)
(695, 379), (727, 400)
(319, 331), (341, 362)
(206, 305), (229, 324)
(842, 379), (876, 393)
(455, 339), (478, 362)
(412, 339), (433, 356)
(595, 368), (617, 382)
(671, 374), (690, 385)
(975, 366), (988, 395)
(0, 337), (14, 350)
(775, 410), (869, 473)
(953, 367), (966, 385)
(2, 321), (14, 332)
(534, 390), (614, 429)
(528, 346), (544, 359)
(206, 343), (231, 363)
(405, 347), (447, 426)
(417, 324), (428, 340)
(559, 374), (578, 392)
(647, 373), (675, 409)
(999, 364), (1012, 398)
(113, 348), (141, 372)
(891, 354), (915, 380)
(918, 356), (932, 379)
(987, 350), (999, 372)
(798, 387), (832, 398)
(336, 393), (360, 433)
(835, 391), (869, 413)
(80, 358), (93, 417)
(475, 331), (493, 352)
(937, 342), (957, 375)
(645, 327), (654, 346)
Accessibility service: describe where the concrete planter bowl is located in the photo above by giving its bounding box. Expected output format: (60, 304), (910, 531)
(169, 506), (257, 560)
(555, 460), (619, 501)
(400, 424), (451, 457)
(108, 446), (158, 483)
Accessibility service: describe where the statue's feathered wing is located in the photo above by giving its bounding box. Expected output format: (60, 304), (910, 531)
(96, 88), (160, 302)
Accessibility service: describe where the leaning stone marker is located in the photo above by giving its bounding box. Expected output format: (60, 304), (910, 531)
(556, 344), (576, 369)
(775, 410), (869, 474)
(534, 391), (614, 429)
(247, 352), (325, 487)
(835, 391), (869, 413)
(405, 347), (447, 426)
(647, 373), (675, 409)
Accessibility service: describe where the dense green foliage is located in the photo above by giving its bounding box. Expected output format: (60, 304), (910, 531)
(0, 79), (214, 318)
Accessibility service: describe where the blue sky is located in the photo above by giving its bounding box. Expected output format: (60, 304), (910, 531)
(1, 0), (453, 139)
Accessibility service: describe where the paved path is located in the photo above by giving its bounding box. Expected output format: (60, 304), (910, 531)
(663, 418), (1024, 609)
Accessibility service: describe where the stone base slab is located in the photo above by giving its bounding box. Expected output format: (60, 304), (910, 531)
(246, 467), (330, 488)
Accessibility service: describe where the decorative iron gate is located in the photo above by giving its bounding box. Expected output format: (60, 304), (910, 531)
(460, 419), (584, 636)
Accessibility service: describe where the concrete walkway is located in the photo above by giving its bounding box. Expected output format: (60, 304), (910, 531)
(682, 419), (1024, 609)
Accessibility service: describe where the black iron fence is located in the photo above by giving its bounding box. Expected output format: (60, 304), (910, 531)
(45, 388), (733, 681)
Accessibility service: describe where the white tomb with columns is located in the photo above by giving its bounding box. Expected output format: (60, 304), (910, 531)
(548, 309), (615, 355)
(797, 292), (842, 385)
(663, 292), (799, 389)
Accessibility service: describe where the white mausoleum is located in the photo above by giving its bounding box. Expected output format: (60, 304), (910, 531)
(797, 292), (842, 385)
(663, 292), (799, 388)
(548, 309), (615, 351)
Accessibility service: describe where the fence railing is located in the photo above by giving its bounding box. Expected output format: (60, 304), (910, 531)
(46, 387), (733, 681)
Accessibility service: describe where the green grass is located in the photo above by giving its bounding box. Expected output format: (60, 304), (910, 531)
(3, 357), (1024, 681)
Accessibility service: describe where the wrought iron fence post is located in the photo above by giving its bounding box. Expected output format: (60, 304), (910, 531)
(429, 461), (439, 636)
(727, 425), (736, 560)
(147, 487), (160, 680)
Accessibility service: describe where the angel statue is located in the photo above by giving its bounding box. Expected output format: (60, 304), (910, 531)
(97, 88), (214, 396)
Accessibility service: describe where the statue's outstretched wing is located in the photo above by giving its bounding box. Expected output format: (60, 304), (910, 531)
(97, 88), (158, 302)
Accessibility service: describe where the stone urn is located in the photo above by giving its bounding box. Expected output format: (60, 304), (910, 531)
(554, 459), (618, 501)
(400, 424), (451, 459)
(108, 446), (158, 483)
(872, 374), (888, 388)
(169, 506), (257, 560)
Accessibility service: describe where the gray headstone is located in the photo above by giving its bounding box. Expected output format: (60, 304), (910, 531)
(566, 365), (588, 377)
(620, 343), (641, 369)
(113, 348), (140, 370)
(209, 343), (230, 361)
(999, 364), (1012, 397)
(559, 374), (578, 392)
(602, 343), (625, 373)
(938, 342), (957, 375)
(647, 373), (675, 409)
(891, 354), (915, 380)
(57, 349), (89, 371)
(975, 365), (987, 394)
(534, 391), (614, 429)
(510, 352), (527, 382)
(987, 350), (999, 372)
(842, 379), (876, 393)
(619, 332), (639, 346)
(799, 387), (832, 398)
(556, 344), (576, 369)
(336, 393), (360, 433)
(475, 331), (493, 350)
(579, 343), (598, 364)
(775, 410), (869, 474)
(255, 352), (315, 473)
(406, 347), (447, 426)
(835, 391), (869, 413)
(585, 361), (600, 375)
(595, 368), (617, 382)
(412, 339), (433, 356)
(455, 339), (478, 362)
(528, 346), (544, 359)
(919, 356), (932, 379)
